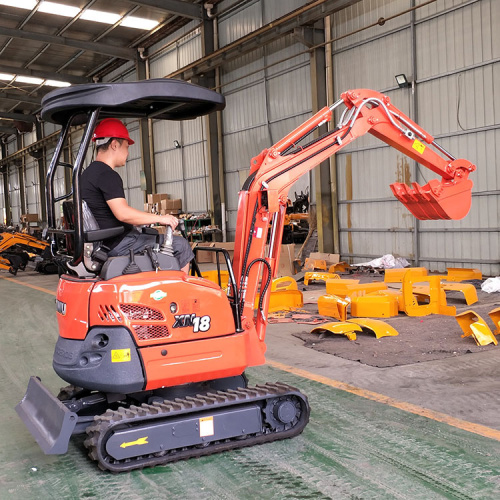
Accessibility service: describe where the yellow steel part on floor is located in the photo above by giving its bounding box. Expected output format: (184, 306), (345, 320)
(488, 307), (500, 336)
(311, 321), (362, 341)
(455, 310), (498, 346)
(350, 294), (399, 318)
(325, 280), (386, 298)
(402, 272), (456, 317)
(303, 271), (339, 285)
(317, 294), (349, 321)
(413, 282), (478, 305)
(255, 276), (303, 312)
(445, 267), (482, 282)
(384, 266), (428, 283)
(347, 318), (399, 338)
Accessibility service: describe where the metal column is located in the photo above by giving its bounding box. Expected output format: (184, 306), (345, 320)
(194, 11), (223, 233)
(308, 20), (334, 253)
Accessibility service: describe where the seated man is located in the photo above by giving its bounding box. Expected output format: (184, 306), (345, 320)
(81, 118), (194, 273)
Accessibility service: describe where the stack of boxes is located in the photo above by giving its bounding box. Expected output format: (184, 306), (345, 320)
(144, 193), (182, 235)
(143, 193), (237, 266)
(20, 213), (40, 235)
(145, 193), (182, 216)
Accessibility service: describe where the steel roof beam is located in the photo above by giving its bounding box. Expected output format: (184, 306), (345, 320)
(0, 26), (137, 60)
(0, 112), (37, 122)
(0, 92), (41, 105)
(0, 125), (17, 134)
(127, 0), (203, 20)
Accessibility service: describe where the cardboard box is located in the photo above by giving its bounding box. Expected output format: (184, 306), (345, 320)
(160, 209), (181, 215)
(308, 252), (340, 267)
(194, 242), (215, 263)
(21, 214), (39, 223)
(212, 242), (234, 264)
(265, 243), (299, 277)
(170, 199), (182, 210)
(147, 193), (169, 204)
(277, 244), (296, 277)
(161, 198), (182, 211)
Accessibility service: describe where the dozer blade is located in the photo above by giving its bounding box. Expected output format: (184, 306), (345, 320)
(15, 376), (78, 454)
(390, 177), (473, 220)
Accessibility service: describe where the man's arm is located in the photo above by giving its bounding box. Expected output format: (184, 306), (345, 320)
(107, 197), (178, 228)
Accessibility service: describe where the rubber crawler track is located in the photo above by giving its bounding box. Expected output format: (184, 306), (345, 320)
(84, 382), (310, 472)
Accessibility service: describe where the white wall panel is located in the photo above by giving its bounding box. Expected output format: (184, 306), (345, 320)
(185, 178), (208, 213)
(155, 150), (183, 184)
(223, 126), (269, 175)
(149, 27), (202, 78)
(25, 158), (39, 216)
(6, 137), (16, 156)
(333, 30), (411, 93)
(0, 175), (5, 224)
(332, 0), (410, 50)
(8, 166), (21, 225)
(152, 110), (208, 211)
(262, 0), (310, 23)
(218, 0), (262, 48)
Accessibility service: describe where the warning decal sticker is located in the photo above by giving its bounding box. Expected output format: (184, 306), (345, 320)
(111, 349), (131, 363)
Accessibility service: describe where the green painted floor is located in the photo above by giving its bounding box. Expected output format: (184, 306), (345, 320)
(1, 276), (500, 499)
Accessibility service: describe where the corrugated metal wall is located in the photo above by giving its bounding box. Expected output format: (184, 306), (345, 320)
(218, 0), (313, 239)
(7, 164), (21, 226)
(149, 24), (211, 213)
(24, 131), (40, 218)
(0, 174), (4, 224)
(331, 0), (499, 275)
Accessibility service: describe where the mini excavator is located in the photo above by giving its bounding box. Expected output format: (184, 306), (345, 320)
(0, 231), (50, 275)
(16, 80), (476, 472)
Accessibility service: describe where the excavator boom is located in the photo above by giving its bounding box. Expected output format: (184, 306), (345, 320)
(233, 88), (476, 340)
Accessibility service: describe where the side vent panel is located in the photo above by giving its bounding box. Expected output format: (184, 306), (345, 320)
(119, 304), (164, 321)
(132, 324), (171, 341)
(97, 304), (122, 323)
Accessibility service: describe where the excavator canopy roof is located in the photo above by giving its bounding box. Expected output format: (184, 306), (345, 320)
(41, 78), (226, 125)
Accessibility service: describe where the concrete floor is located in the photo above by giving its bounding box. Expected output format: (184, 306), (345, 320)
(1, 267), (500, 498)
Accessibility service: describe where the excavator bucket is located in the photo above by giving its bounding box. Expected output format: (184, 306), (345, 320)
(390, 177), (473, 220)
(15, 376), (78, 455)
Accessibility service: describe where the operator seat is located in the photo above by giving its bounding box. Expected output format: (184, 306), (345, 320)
(61, 201), (180, 279)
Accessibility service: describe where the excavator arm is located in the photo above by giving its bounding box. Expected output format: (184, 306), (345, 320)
(232, 88), (476, 340)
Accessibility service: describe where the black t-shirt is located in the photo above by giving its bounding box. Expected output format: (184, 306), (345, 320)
(81, 161), (133, 249)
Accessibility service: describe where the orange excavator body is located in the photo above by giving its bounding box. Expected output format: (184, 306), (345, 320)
(16, 81), (475, 471)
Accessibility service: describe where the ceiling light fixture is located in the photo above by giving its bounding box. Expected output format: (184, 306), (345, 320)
(80, 9), (121, 25)
(38, 1), (80, 18)
(15, 75), (44, 84)
(0, 73), (15, 80)
(120, 16), (159, 30)
(45, 80), (71, 87)
(0, 0), (36, 9)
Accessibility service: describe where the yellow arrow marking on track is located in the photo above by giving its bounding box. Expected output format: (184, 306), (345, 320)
(120, 436), (148, 448)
